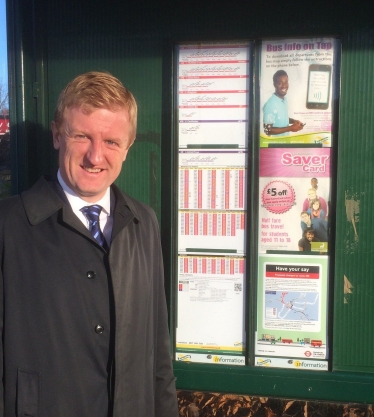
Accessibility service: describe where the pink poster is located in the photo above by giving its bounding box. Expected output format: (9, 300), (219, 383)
(258, 147), (331, 254)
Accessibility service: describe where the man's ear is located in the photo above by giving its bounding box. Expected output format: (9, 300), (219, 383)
(51, 121), (61, 150)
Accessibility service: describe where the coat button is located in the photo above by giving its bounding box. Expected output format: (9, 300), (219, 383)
(87, 270), (96, 279)
(95, 325), (104, 334)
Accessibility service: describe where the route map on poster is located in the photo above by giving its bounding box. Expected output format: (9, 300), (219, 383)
(260, 37), (337, 147)
(176, 42), (250, 366)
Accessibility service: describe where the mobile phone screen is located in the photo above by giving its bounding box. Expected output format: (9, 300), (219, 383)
(306, 65), (331, 109)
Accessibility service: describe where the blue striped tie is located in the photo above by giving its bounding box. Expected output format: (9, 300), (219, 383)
(81, 205), (108, 250)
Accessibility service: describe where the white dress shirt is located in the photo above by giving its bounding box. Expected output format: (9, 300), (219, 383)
(57, 170), (113, 245)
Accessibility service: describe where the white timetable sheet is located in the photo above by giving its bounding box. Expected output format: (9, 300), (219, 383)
(178, 210), (246, 255)
(176, 255), (245, 361)
(178, 44), (250, 148)
(179, 150), (247, 210)
(176, 42), (250, 365)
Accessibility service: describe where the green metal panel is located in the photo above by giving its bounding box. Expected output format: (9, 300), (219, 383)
(333, 25), (374, 372)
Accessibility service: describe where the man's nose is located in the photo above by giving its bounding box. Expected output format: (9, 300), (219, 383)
(86, 140), (103, 165)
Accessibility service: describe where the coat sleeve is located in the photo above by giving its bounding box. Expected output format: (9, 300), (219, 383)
(150, 211), (179, 417)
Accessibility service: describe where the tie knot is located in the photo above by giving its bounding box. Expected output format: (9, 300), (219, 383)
(81, 205), (103, 222)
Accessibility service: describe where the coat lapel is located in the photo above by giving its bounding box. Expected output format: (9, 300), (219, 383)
(21, 176), (100, 246)
(110, 184), (141, 243)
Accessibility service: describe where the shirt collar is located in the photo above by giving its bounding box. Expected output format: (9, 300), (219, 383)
(57, 169), (111, 215)
(273, 93), (287, 102)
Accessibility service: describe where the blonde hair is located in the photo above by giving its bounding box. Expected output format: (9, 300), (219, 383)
(54, 71), (137, 144)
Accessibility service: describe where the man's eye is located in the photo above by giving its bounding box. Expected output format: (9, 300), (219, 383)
(106, 140), (117, 146)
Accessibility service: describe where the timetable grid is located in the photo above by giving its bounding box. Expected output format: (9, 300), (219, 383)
(180, 211), (245, 236)
(179, 256), (245, 275)
(179, 167), (247, 210)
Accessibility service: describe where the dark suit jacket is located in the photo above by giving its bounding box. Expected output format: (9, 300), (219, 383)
(0, 176), (178, 416)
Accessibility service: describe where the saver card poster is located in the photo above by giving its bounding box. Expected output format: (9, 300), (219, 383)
(255, 253), (329, 370)
(176, 255), (245, 366)
(260, 37), (337, 148)
(258, 147), (331, 254)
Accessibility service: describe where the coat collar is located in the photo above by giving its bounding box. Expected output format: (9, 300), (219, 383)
(21, 176), (65, 225)
(21, 176), (141, 245)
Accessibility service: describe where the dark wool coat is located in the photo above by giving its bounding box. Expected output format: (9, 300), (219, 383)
(0, 177), (178, 417)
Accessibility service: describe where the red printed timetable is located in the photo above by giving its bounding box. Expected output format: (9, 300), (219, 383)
(179, 256), (245, 275)
(176, 42), (250, 365)
(178, 44), (250, 148)
(176, 255), (245, 360)
(179, 150), (247, 210)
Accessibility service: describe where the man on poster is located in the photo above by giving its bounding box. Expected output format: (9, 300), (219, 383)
(0, 72), (178, 416)
(300, 211), (328, 242)
(263, 70), (304, 136)
(298, 227), (321, 252)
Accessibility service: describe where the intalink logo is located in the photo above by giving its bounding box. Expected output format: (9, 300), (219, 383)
(256, 358), (271, 366)
(177, 354), (191, 362)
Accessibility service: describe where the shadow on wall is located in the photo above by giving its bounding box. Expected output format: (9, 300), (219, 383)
(0, 132), (10, 198)
(177, 391), (373, 417)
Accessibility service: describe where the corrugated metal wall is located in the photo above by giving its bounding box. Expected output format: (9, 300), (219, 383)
(334, 24), (374, 371)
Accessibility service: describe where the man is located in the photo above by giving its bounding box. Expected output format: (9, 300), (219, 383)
(300, 211), (328, 242)
(263, 70), (304, 136)
(298, 227), (320, 251)
(311, 177), (318, 190)
(302, 187), (328, 216)
(0, 72), (178, 416)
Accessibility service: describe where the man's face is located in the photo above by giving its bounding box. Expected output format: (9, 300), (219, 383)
(52, 106), (131, 202)
(274, 75), (289, 98)
(306, 231), (315, 241)
(301, 213), (311, 224)
(308, 190), (317, 200)
(311, 178), (318, 189)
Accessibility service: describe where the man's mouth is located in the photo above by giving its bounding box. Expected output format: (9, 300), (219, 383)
(83, 166), (102, 173)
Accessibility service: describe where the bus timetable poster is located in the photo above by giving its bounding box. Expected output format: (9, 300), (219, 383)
(175, 42), (251, 366)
